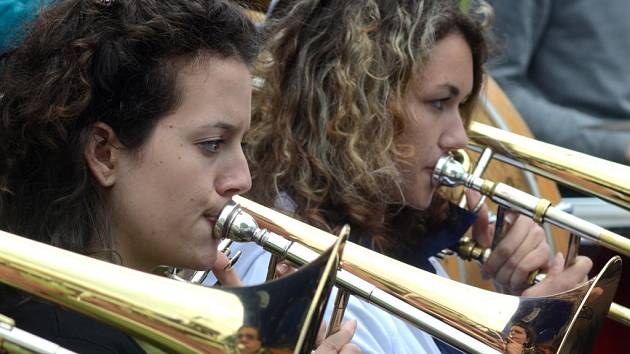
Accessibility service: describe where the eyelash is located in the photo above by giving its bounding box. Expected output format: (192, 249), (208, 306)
(430, 98), (469, 112)
(198, 139), (248, 155)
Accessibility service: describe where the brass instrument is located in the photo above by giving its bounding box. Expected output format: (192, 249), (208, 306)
(434, 152), (630, 326)
(435, 123), (630, 326)
(433, 154), (630, 258)
(0, 229), (341, 354)
(467, 122), (629, 211)
(216, 196), (621, 354)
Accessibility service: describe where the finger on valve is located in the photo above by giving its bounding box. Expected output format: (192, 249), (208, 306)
(486, 218), (549, 294)
(522, 254), (592, 297)
(211, 252), (242, 286)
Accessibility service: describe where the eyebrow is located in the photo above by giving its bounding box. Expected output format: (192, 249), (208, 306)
(198, 120), (243, 132)
(438, 83), (473, 101)
(438, 84), (461, 97)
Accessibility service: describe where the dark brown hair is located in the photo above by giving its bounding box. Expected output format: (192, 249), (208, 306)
(0, 0), (259, 256)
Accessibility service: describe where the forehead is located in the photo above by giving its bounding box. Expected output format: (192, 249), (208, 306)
(414, 32), (473, 93)
(163, 56), (252, 130)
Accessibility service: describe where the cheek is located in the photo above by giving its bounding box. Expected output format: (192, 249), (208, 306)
(399, 170), (435, 210)
(152, 151), (213, 201)
(122, 156), (212, 235)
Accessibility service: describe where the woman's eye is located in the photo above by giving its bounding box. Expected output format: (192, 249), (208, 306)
(199, 139), (224, 153)
(430, 99), (445, 111)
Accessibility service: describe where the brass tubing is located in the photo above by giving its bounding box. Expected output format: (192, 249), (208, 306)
(609, 303), (630, 327)
(215, 200), (499, 354)
(468, 122), (630, 211)
(433, 155), (630, 326)
(218, 196), (620, 354)
(0, 229), (331, 353)
(433, 155), (630, 258)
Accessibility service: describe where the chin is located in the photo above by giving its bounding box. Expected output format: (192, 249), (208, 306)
(408, 200), (431, 211)
(178, 253), (216, 271)
(406, 190), (435, 210)
(196, 255), (217, 271)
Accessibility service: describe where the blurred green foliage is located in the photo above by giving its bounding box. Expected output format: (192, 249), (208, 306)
(460, 0), (471, 13)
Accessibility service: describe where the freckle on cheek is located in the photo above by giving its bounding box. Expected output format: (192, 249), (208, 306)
(168, 125), (173, 128)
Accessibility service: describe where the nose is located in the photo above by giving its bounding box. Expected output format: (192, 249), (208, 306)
(216, 148), (252, 198)
(438, 112), (469, 151)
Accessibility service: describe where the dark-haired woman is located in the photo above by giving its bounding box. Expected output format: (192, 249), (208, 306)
(0, 1), (358, 353)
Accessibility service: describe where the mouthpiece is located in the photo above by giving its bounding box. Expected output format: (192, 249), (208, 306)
(432, 155), (468, 188)
(215, 200), (260, 243)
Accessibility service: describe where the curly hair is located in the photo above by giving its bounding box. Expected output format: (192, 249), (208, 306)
(247, 0), (488, 252)
(0, 0), (259, 257)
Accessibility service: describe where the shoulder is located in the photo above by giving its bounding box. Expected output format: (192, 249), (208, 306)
(6, 299), (146, 354)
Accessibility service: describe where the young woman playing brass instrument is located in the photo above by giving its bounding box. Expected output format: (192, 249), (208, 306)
(0, 0), (358, 353)
(227, 0), (594, 353)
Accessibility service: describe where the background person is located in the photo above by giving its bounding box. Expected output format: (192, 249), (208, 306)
(487, 2), (630, 351)
(236, 326), (266, 354)
(487, 0), (630, 165)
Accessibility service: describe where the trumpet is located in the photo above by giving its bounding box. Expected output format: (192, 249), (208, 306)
(216, 195), (621, 354)
(0, 229), (339, 353)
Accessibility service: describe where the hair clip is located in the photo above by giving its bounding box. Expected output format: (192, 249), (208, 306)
(96, 0), (115, 7)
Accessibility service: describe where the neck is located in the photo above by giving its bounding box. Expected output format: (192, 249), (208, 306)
(107, 227), (157, 273)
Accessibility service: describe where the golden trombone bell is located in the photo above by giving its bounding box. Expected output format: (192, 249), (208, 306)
(0, 229), (341, 354)
(217, 196), (622, 354)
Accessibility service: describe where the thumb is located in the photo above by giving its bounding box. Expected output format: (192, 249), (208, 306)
(315, 321), (328, 347)
(547, 252), (565, 276)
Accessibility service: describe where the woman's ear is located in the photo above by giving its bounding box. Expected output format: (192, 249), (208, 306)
(84, 122), (123, 187)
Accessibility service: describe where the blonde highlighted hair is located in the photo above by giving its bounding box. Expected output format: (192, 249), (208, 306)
(248, 0), (488, 251)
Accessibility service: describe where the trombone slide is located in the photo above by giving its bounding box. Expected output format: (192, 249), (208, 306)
(215, 200), (498, 353)
(217, 196), (621, 354)
(433, 155), (630, 258)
